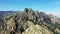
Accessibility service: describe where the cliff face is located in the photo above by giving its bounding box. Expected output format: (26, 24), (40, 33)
(0, 8), (60, 34)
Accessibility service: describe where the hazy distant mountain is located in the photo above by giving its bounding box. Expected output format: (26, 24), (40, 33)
(48, 14), (60, 24)
(0, 11), (16, 17)
(0, 8), (60, 34)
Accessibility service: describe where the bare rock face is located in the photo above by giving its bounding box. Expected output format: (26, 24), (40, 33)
(22, 24), (53, 34)
(0, 8), (60, 34)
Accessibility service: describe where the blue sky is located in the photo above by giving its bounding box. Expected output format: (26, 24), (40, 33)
(0, 0), (60, 18)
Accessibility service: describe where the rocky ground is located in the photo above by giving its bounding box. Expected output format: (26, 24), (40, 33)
(0, 8), (60, 34)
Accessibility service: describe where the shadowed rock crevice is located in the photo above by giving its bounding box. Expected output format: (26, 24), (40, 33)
(10, 31), (15, 34)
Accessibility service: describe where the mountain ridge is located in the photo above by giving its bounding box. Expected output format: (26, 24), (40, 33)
(0, 8), (60, 34)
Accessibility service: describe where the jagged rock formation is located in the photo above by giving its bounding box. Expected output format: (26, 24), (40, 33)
(0, 8), (60, 34)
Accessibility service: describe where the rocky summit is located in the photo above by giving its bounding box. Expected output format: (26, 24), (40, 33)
(0, 8), (60, 34)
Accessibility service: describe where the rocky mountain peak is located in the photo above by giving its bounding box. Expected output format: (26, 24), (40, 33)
(0, 8), (60, 34)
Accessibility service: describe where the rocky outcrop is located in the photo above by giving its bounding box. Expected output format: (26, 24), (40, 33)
(0, 8), (60, 34)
